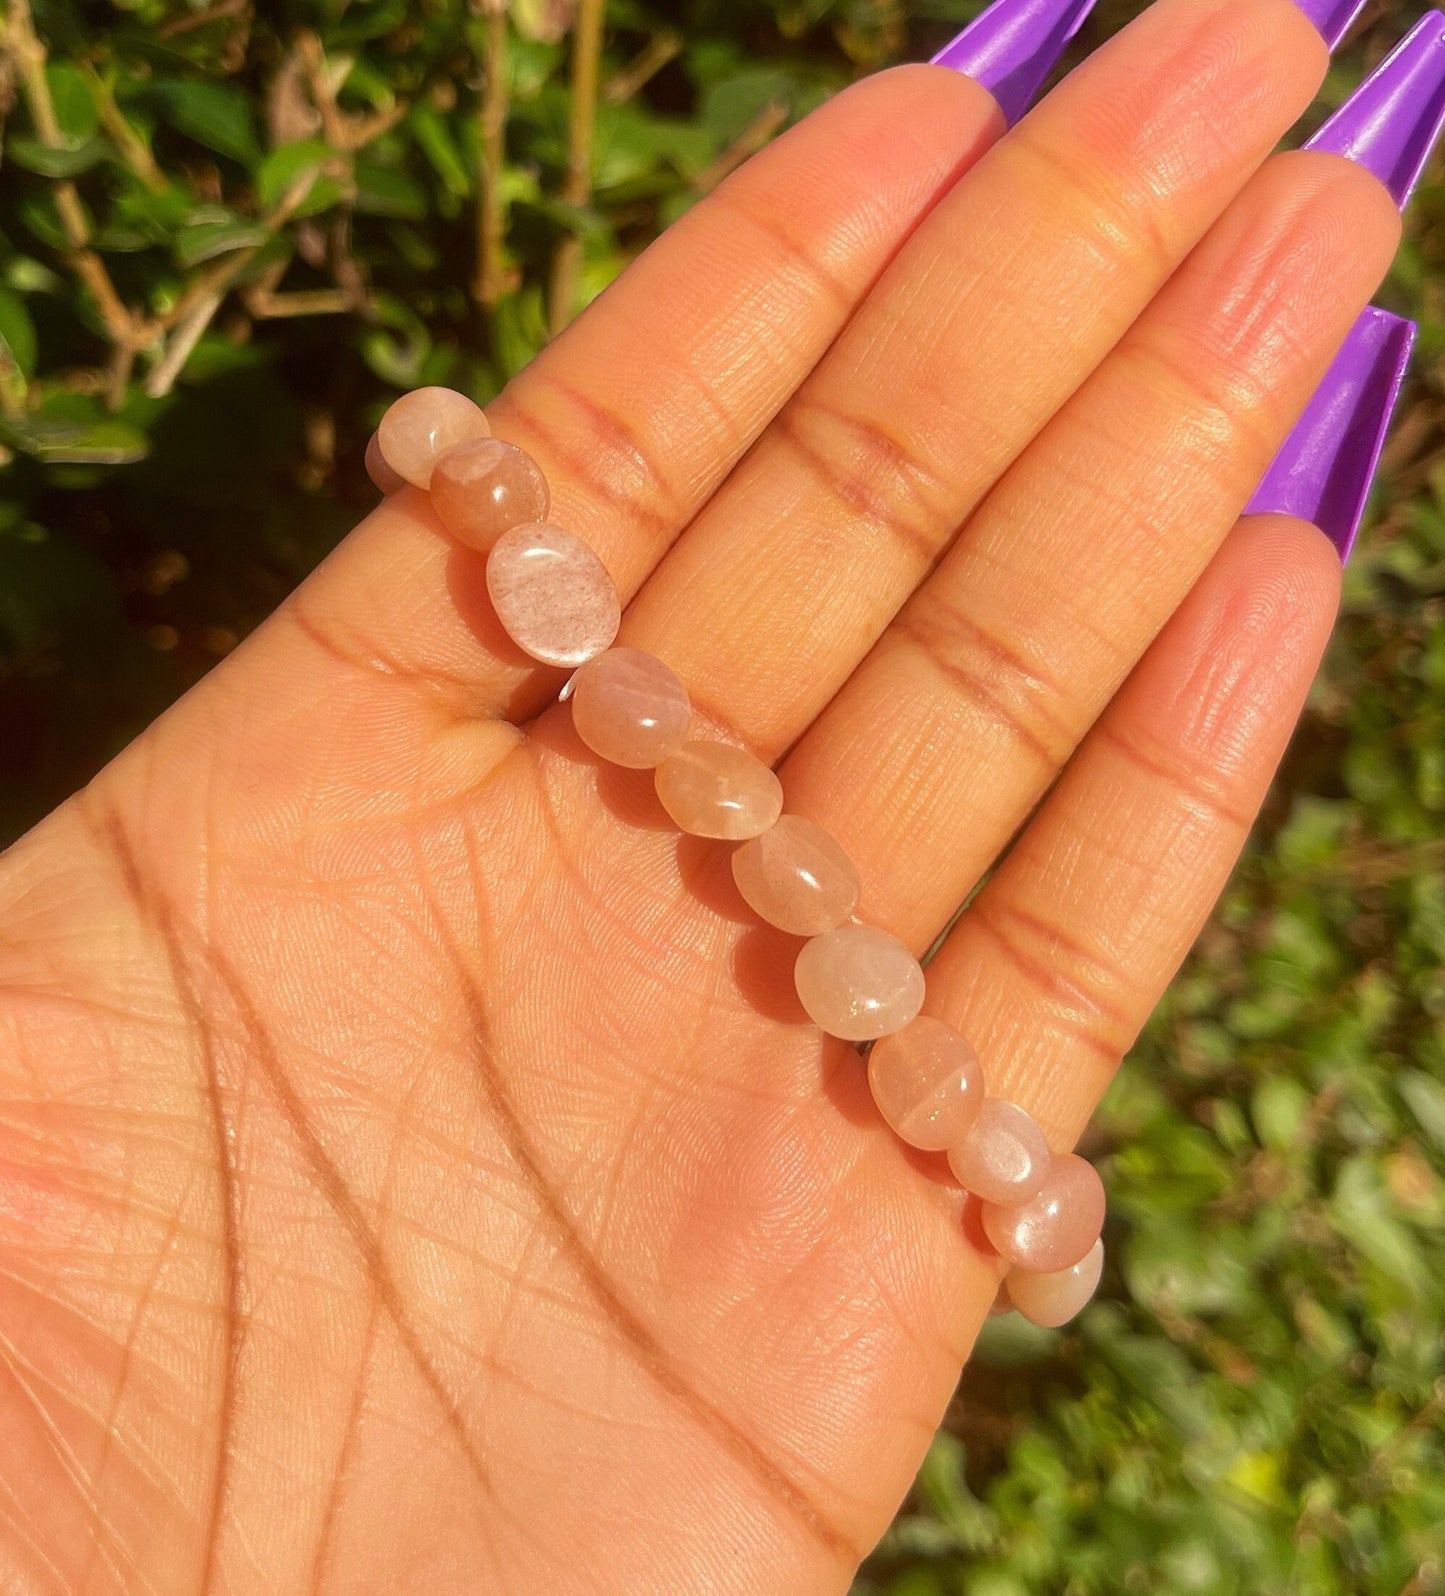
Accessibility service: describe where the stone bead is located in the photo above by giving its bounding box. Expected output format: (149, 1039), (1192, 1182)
(431, 438), (550, 552)
(377, 386), (491, 488)
(1006, 1239), (1104, 1329)
(571, 647), (691, 768)
(948, 1099), (1051, 1205)
(730, 815), (860, 936)
(794, 925), (925, 1042)
(486, 523), (621, 668)
(981, 1152), (1105, 1273)
(867, 1016), (985, 1152)
(365, 430), (404, 494)
(655, 741), (783, 840)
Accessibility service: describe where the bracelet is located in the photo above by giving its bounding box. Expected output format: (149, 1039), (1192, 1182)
(370, 385), (1106, 1329)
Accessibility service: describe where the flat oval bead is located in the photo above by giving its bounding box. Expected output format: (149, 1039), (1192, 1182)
(730, 815), (860, 936)
(486, 523), (620, 667)
(1007, 1239), (1104, 1329)
(377, 386), (490, 488)
(948, 1099), (1051, 1205)
(981, 1152), (1104, 1273)
(571, 647), (691, 768)
(365, 430), (405, 494)
(432, 437), (550, 551)
(794, 926), (924, 1042)
(655, 741), (783, 840)
(867, 1016), (984, 1152)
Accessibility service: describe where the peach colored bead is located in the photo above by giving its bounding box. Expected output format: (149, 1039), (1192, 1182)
(1007, 1239), (1104, 1329)
(365, 431), (404, 494)
(571, 647), (691, 768)
(867, 1016), (984, 1152)
(948, 1099), (1050, 1205)
(431, 437), (550, 551)
(486, 523), (621, 668)
(377, 386), (490, 488)
(981, 1152), (1105, 1273)
(794, 926), (925, 1042)
(730, 816), (860, 936)
(655, 741), (783, 840)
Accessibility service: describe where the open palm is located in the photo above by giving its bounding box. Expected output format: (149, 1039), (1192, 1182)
(0, 2), (1403, 1591)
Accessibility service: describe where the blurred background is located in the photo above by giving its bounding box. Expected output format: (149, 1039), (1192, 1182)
(0, 0), (1441, 1589)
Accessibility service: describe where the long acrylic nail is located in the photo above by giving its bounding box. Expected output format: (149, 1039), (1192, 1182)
(1245, 306), (1415, 561)
(1292, 0), (1371, 51)
(931, 0), (1098, 126)
(1304, 11), (1445, 208)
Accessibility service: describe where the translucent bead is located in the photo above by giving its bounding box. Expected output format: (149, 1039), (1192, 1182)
(366, 431), (404, 494)
(571, 647), (691, 768)
(655, 742), (783, 840)
(867, 1016), (984, 1152)
(486, 523), (621, 668)
(730, 815), (860, 936)
(948, 1099), (1050, 1204)
(1007, 1239), (1104, 1329)
(432, 438), (550, 551)
(794, 926), (925, 1042)
(981, 1153), (1104, 1273)
(377, 387), (491, 488)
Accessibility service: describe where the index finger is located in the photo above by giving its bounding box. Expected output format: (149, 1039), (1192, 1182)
(289, 66), (1003, 715)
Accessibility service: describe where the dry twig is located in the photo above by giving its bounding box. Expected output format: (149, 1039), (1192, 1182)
(547, 0), (604, 336)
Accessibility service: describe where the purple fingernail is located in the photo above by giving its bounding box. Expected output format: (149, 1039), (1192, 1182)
(1245, 306), (1415, 561)
(931, 0), (1099, 126)
(1304, 11), (1445, 208)
(1292, 0), (1371, 50)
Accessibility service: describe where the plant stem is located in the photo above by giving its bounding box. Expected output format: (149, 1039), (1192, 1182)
(547, 0), (604, 337)
(80, 62), (166, 191)
(1, 0), (139, 350)
(472, 0), (514, 308)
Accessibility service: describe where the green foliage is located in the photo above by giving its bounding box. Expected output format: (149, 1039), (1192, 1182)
(1, 2), (1443, 1590)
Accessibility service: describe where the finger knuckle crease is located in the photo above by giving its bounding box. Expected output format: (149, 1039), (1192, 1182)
(778, 400), (951, 563)
(971, 897), (1133, 1057)
(897, 602), (1073, 767)
(501, 372), (688, 533)
(1100, 723), (1253, 830)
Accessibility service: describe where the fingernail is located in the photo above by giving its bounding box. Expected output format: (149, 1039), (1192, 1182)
(930, 0), (1098, 126)
(1292, 0), (1371, 51)
(1245, 306), (1415, 561)
(1304, 11), (1445, 208)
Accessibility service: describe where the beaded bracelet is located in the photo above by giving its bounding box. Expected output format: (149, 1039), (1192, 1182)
(370, 385), (1106, 1330)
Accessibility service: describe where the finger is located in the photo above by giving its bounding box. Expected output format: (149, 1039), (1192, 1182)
(781, 149), (1399, 952)
(923, 514), (1341, 1148)
(288, 66), (1002, 714)
(603, 0), (1326, 752)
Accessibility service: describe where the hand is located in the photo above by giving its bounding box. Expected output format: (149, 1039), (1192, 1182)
(0, 0), (1401, 1590)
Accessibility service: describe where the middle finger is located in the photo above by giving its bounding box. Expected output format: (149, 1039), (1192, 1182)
(603, 0), (1326, 753)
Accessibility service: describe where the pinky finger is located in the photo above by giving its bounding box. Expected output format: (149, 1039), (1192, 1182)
(922, 514), (1341, 1157)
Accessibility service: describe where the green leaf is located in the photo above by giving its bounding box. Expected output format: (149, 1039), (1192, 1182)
(0, 412), (149, 465)
(0, 289), (39, 381)
(255, 140), (332, 211)
(153, 81), (261, 164)
(408, 104), (472, 198)
(1399, 1070), (1445, 1152)
(1252, 1076), (1313, 1152)
(45, 62), (99, 140)
(16, 193), (73, 252)
(6, 133), (109, 178)
(174, 219), (272, 267)
(352, 161), (428, 220)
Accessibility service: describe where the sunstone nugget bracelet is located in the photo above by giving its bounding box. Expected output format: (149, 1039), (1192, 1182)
(369, 384), (1107, 1330)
